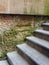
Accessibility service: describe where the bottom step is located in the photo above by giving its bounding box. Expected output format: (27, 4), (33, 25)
(7, 51), (29, 65)
(17, 43), (49, 65)
(0, 60), (9, 65)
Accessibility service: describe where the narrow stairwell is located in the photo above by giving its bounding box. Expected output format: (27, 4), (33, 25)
(0, 22), (49, 65)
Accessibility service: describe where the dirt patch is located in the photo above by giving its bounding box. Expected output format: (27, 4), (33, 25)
(0, 21), (16, 34)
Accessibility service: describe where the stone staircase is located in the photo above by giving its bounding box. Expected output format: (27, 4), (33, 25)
(0, 22), (49, 65)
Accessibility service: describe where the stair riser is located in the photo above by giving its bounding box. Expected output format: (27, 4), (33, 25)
(17, 47), (37, 65)
(26, 40), (49, 57)
(34, 32), (49, 41)
(42, 26), (49, 31)
(7, 58), (13, 65)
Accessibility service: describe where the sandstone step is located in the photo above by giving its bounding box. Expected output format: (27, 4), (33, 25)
(7, 51), (29, 65)
(34, 29), (49, 41)
(0, 60), (9, 65)
(16, 43), (49, 65)
(26, 36), (49, 57)
(41, 23), (49, 31)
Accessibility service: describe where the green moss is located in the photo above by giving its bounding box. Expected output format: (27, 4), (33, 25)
(44, 0), (49, 15)
(24, 7), (27, 14)
(0, 25), (34, 47)
(0, 50), (7, 60)
(0, 34), (2, 44)
(30, 7), (36, 14)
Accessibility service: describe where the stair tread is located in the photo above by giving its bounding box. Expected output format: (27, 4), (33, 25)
(7, 51), (29, 65)
(35, 29), (49, 36)
(42, 23), (49, 26)
(17, 43), (49, 65)
(26, 36), (49, 50)
(0, 60), (9, 65)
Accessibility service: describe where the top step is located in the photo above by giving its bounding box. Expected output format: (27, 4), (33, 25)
(0, 60), (9, 65)
(42, 23), (49, 26)
(41, 23), (49, 31)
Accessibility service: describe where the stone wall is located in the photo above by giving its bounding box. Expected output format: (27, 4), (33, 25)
(0, 15), (34, 25)
(0, 0), (49, 15)
(0, 0), (8, 13)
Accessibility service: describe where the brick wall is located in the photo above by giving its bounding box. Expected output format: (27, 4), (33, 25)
(0, 15), (34, 25)
(0, 15), (48, 26)
(0, 15), (48, 23)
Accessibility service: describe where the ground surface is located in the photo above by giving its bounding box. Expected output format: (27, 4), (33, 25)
(0, 21), (33, 59)
(0, 21), (17, 58)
